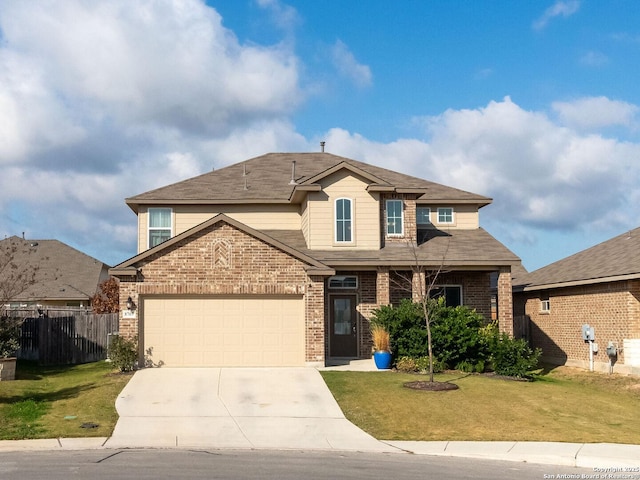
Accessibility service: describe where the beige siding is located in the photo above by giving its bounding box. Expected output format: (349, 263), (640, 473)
(420, 204), (479, 229)
(306, 171), (380, 249)
(301, 196), (310, 246)
(137, 205), (301, 253)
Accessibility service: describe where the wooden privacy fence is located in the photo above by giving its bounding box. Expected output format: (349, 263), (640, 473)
(18, 311), (119, 366)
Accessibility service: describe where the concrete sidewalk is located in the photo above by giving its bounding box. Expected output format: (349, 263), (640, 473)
(1, 437), (639, 469)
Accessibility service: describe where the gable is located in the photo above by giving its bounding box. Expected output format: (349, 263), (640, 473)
(111, 214), (334, 277)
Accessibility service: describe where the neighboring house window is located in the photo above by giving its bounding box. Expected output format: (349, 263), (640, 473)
(430, 285), (462, 307)
(386, 200), (403, 236)
(540, 295), (550, 313)
(328, 276), (358, 289)
(437, 207), (454, 224)
(416, 207), (431, 225)
(148, 208), (172, 248)
(335, 198), (352, 243)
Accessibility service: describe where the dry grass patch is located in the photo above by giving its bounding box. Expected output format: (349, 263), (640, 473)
(320, 366), (640, 444)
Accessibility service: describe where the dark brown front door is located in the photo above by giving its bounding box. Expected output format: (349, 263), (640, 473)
(329, 295), (357, 357)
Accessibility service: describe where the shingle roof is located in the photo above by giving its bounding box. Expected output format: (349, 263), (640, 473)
(0, 236), (110, 303)
(515, 227), (640, 290)
(126, 152), (491, 210)
(261, 227), (520, 268)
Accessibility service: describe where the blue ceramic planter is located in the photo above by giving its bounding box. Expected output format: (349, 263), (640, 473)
(373, 351), (392, 370)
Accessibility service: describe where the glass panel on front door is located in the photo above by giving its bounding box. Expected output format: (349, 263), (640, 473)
(334, 298), (352, 335)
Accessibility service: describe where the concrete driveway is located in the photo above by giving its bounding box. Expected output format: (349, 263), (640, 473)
(105, 368), (393, 452)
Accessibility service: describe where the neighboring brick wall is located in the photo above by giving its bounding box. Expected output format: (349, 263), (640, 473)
(522, 280), (640, 369)
(115, 222), (320, 362)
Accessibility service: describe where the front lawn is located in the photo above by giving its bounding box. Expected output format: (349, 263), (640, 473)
(320, 366), (640, 444)
(0, 361), (131, 440)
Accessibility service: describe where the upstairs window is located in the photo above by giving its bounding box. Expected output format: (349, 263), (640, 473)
(148, 208), (172, 248)
(416, 207), (431, 225)
(335, 198), (352, 243)
(386, 199), (403, 236)
(437, 207), (454, 224)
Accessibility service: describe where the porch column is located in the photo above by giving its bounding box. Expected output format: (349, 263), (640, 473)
(497, 266), (514, 336)
(376, 267), (390, 306)
(412, 269), (426, 302)
(305, 275), (326, 367)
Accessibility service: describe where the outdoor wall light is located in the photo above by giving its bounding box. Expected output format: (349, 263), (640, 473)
(126, 296), (135, 310)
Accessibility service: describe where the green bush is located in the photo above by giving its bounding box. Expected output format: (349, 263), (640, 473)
(371, 299), (427, 359)
(109, 335), (138, 372)
(431, 305), (487, 371)
(488, 332), (541, 378)
(0, 316), (22, 358)
(395, 355), (445, 374)
(395, 356), (418, 373)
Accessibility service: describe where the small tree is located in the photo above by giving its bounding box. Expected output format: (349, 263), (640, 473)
(0, 237), (40, 360)
(390, 232), (451, 383)
(92, 277), (120, 313)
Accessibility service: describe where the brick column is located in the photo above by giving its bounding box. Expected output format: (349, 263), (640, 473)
(305, 275), (325, 366)
(412, 269), (426, 301)
(376, 267), (390, 306)
(497, 266), (514, 336)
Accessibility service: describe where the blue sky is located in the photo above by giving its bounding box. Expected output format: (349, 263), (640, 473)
(1, 0), (640, 272)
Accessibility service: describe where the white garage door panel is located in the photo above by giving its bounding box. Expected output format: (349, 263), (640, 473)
(143, 296), (305, 367)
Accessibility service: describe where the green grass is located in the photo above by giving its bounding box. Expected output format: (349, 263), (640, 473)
(320, 366), (640, 444)
(0, 360), (132, 440)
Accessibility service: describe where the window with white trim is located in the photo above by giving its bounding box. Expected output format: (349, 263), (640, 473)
(540, 294), (550, 313)
(335, 198), (352, 243)
(416, 207), (431, 225)
(148, 208), (172, 248)
(328, 275), (358, 289)
(429, 285), (462, 307)
(437, 207), (454, 224)
(386, 199), (403, 235)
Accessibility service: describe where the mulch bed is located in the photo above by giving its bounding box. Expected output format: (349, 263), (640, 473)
(403, 381), (459, 391)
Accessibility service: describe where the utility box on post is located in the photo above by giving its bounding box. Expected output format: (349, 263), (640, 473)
(581, 324), (595, 342)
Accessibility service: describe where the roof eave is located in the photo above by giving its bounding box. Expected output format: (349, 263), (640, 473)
(522, 272), (640, 291)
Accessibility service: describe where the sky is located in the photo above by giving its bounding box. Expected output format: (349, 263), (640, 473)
(1, 0), (640, 272)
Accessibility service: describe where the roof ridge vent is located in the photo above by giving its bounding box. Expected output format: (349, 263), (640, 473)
(289, 160), (298, 185)
(320, 141), (325, 152)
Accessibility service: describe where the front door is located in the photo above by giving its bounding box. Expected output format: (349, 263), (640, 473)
(329, 295), (358, 357)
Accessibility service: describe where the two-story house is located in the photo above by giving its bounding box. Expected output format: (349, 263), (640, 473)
(110, 152), (520, 367)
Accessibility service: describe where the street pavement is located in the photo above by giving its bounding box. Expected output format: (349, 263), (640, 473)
(0, 359), (638, 469)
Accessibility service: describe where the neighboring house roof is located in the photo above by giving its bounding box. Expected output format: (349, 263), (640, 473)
(0, 236), (110, 303)
(125, 152), (492, 211)
(515, 227), (640, 291)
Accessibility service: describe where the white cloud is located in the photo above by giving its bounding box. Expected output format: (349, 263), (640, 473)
(321, 97), (640, 238)
(330, 40), (373, 88)
(255, 0), (301, 33)
(533, 0), (580, 30)
(552, 96), (639, 130)
(579, 51), (609, 67)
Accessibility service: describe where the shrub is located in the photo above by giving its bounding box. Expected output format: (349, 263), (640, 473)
(430, 305), (488, 371)
(371, 299), (427, 359)
(0, 316), (22, 358)
(395, 356), (418, 373)
(489, 332), (541, 378)
(109, 335), (138, 372)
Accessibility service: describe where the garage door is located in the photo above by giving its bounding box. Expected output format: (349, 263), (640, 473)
(143, 296), (305, 367)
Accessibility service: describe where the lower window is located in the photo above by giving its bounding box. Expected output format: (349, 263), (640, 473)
(429, 285), (462, 307)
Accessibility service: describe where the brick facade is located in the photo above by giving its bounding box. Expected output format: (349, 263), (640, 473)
(117, 222), (323, 365)
(515, 279), (640, 374)
(380, 193), (418, 246)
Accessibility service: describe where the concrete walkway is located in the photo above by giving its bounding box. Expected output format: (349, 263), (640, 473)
(103, 367), (391, 451)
